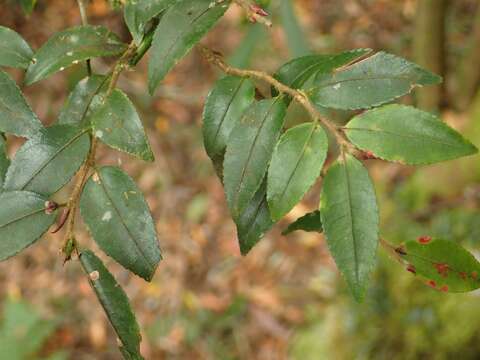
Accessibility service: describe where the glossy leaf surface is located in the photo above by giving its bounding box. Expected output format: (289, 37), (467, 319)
(203, 76), (255, 162)
(124, 0), (176, 45)
(4, 125), (90, 196)
(0, 191), (56, 261)
(0, 26), (34, 69)
(234, 182), (274, 255)
(224, 98), (287, 217)
(272, 49), (371, 96)
(148, 0), (230, 94)
(345, 105), (478, 165)
(25, 26), (126, 85)
(267, 123), (328, 221)
(0, 70), (42, 137)
(80, 166), (161, 281)
(320, 154), (379, 301)
(57, 75), (108, 127)
(91, 89), (154, 161)
(309, 52), (442, 110)
(80, 250), (144, 360)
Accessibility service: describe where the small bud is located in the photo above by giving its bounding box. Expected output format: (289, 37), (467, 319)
(44, 201), (59, 214)
(250, 4), (269, 17)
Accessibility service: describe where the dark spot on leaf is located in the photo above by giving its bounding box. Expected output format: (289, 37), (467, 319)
(406, 264), (416, 275)
(434, 263), (449, 278)
(426, 280), (436, 288)
(418, 236), (432, 244)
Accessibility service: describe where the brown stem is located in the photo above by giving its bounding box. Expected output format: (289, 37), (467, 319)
(199, 45), (357, 152)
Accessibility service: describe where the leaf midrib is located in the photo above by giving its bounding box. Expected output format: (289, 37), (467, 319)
(97, 172), (155, 271)
(20, 129), (89, 190)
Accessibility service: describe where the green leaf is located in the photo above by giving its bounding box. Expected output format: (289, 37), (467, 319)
(224, 98), (287, 218)
(0, 26), (34, 69)
(19, 0), (37, 15)
(272, 49), (371, 97)
(79, 250), (144, 360)
(345, 105), (478, 165)
(25, 25), (127, 85)
(57, 75), (109, 127)
(282, 210), (322, 235)
(4, 125), (90, 197)
(80, 166), (162, 281)
(267, 123), (328, 221)
(0, 70), (42, 137)
(320, 154), (379, 301)
(308, 51), (442, 110)
(0, 136), (10, 190)
(401, 239), (480, 293)
(234, 182), (274, 255)
(279, 0), (310, 58)
(202, 76), (255, 163)
(148, 0), (230, 94)
(124, 0), (176, 45)
(90, 89), (154, 161)
(0, 191), (57, 261)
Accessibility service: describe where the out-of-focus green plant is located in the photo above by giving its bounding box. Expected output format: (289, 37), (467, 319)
(0, 297), (67, 360)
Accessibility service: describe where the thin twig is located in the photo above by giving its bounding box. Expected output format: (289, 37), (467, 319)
(76, 0), (92, 75)
(199, 45), (357, 152)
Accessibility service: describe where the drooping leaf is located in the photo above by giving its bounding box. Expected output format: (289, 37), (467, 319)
(90, 89), (154, 161)
(234, 182), (274, 255)
(25, 26), (127, 85)
(79, 250), (144, 360)
(320, 154), (379, 301)
(124, 0), (176, 45)
(401, 238), (480, 293)
(224, 98), (287, 218)
(57, 75), (109, 127)
(0, 70), (42, 137)
(202, 76), (255, 163)
(345, 104), (478, 165)
(267, 123), (328, 221)
(0, 26), (34, 69)
(4, 125), (90, 197)
(0, 136), (9, 190)
(148, 0), (230, 94)
(0, 191), (57, 261)
(80, 166), (162, 281)
(282, 210), (322, 235)
(308, 51), (442, 110)
(272, 49), (371, 96)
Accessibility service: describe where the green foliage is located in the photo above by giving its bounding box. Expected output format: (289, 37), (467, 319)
(25, 25), (127, 85)
(4, 125), (90, 196)
(223, 98), (287, 218)
(282, 210), (323, 235)
(0, 297), (67, 360)
(0, 70), (42, 137)
(0, 26), (33, 69)
(308, 51), (442, 110)
(267, 123), (327, 220)
(1, 1), (479, 357)
(401, 239), (480, 293)
(320, 155), (379, 301)
(90, 89), (154, 161)
(148, 0), (231, 94)
(345, 104), (478, 165)
(80, 166), (161, 281)
(0, 191), (57, 261)
(80, 250), (143, 359)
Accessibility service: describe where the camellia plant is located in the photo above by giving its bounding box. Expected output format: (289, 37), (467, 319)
(1, 0), (480, 358)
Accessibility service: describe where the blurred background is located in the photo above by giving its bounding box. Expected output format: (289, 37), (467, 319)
(1, 0), (480, 359)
